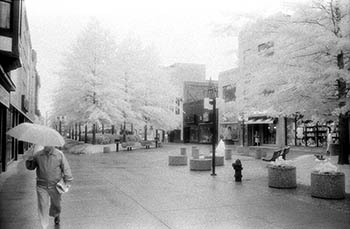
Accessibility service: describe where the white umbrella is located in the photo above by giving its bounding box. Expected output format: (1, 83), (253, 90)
(6, 123), (65, 147)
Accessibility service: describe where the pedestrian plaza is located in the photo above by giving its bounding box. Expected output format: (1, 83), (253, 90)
(0, 142), (349, 229)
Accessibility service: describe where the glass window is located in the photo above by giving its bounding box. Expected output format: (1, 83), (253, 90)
(0, 1), (11, 29)
(222, 84), (236, 102)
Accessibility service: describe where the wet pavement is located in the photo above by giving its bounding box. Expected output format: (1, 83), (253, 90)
(0, 143), (349, 229)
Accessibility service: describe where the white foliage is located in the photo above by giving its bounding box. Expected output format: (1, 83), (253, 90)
(52, 20), (179, 130)
(235, 0), (350, 120)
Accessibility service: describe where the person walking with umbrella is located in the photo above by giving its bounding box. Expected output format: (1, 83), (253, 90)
(26, 145), (73, 228)
(7, 123), (73, 228)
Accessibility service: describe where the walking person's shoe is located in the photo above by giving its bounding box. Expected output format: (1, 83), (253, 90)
(54, 215), (60, 225)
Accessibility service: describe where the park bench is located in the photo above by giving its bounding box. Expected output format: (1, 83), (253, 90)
(140, 140), (153, 149)
(121, 141), (135, 151)
(281, 146), (290, 160)
(262, 148), (282, 162)
(314, 153), (326, 160)
(262, 146), (290, 162)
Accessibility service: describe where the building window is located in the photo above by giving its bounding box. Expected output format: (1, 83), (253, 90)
(222, 84), (236, 102)
(258, 41), (274, 56)
(0, 0), (11, 29)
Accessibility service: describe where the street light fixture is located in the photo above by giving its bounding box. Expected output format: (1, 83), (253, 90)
(208, 79), (217, 176)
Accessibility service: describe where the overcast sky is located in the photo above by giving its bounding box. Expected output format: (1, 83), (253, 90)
(25, 0), (305, 115)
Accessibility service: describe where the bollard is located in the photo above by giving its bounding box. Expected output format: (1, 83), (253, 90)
(180, 147), (187, 156)
(115, 139), (120, 152)
(225, 149), (232, 160)
(192, 148), (199, 159)
(232, 159), (243, 182)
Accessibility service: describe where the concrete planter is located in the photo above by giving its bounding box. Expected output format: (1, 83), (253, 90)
(225, 149), (232, 160)
(268, 165), (296, 189)
(190, 158), (212, 171)
(311, 172), (345, 199)
(180, 147), (187, 156)
(204, 155), (224, 166)
(191, 148), (199, 159)
(168, 155), (188, 166)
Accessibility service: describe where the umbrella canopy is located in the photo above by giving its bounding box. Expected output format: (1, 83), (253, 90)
(6, 123), (65, 147)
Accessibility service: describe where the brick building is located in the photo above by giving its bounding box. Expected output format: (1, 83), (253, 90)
(0, 0), (41, 173)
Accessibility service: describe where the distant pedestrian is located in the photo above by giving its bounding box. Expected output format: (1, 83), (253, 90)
(254, 131), (260, 146)
(223, 126), (232, 141)
(26, 146), (73, 228)
(326, 129), (333, 156)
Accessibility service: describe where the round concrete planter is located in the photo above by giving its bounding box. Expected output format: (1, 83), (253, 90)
(168, 155), (188, 166)
(225, 149), (232, 160)
(311, 172), (345, 199)
(204, 155), (224, 166)
(190, 158), (212, 171)
(268, 165), (296, 189)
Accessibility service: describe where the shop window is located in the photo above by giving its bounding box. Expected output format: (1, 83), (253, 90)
(0, 0), (11, 29)
(295, 120), (335, 147)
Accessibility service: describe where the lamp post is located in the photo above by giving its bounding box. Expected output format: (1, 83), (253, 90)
(208, 79), (217, 176)
(239, 112), (245, 146)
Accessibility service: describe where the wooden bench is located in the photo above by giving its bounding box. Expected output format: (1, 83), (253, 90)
(140, 140), (153, 149)
(121, 142), (135, 151)
(262, 146), (290, 162)
(262, 148), (282, 162)
(281, 147), (290, 160)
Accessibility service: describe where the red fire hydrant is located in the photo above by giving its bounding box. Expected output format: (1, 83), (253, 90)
(232, 159), (243, 182)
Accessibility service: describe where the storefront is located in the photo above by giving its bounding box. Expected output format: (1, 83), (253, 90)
(0, 70), (16, 172)
(246, 117), (277, 146)
(220, 122), (239, 145)
(289, 118), (337, 148)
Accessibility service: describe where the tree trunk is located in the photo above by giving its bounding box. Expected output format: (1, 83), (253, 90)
(84, 125), (88, 143)
(92, 124), (96, 145)
(338, 113), (349, 164)
(78, 124), (81, 141)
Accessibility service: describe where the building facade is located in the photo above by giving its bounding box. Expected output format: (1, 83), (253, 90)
(0, 0), (41, 173)
(182, 80), (218, 143)
(163, 63), (206, 142)
(218, 68), (240, 145)
(218, 14), (342, 149)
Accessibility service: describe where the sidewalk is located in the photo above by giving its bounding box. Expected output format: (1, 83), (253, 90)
(0, 142), (349, 229)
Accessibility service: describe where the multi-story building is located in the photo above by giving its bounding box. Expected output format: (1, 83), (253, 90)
(218, 68), (240, 145)
(182, 80), (218, 143)
(163, 63), (206, 142)
(218, 14), (337, 149)
(0, 0), (41, 173)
